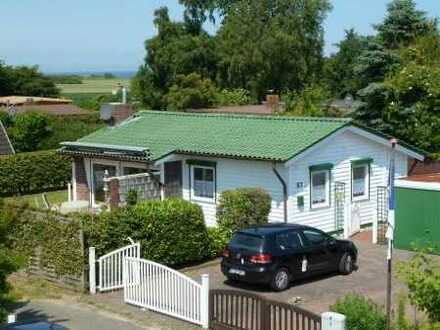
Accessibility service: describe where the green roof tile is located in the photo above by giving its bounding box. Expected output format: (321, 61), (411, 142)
(72, 111), (351, 162)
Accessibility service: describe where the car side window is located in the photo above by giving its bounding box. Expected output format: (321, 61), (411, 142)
(302, 230), (327, 246)
(276, 232), (303, 250)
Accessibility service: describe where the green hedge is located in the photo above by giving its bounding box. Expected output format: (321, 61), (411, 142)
(0, 150), (71, 196)
(217, 188), (272, 234)
(83, 198), (211, 267)
(1, 201), (83, 277)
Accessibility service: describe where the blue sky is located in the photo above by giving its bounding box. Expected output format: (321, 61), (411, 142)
(0, 0), (439, 73)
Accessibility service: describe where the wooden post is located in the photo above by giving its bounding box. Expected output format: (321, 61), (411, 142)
(200, 274), (210, 329)
(89, 247), (96, 294)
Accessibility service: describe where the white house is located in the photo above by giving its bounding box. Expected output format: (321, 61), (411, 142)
(60, 109), (424, 237)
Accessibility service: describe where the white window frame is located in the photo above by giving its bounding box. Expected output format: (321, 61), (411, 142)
(90, 159), (120, 208)
(190, 165), (216, 203)
(310, 169), (330, 209)
(351, 163), (370, 202)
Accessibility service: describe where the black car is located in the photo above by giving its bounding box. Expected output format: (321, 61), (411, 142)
(221, 223), (358, 291)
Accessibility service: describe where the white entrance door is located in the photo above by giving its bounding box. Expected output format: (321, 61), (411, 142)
(350, 202), (362, 236)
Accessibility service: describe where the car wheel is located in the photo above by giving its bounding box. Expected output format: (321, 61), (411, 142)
(339, 253), (354, 275)
(270, 268), (290, 291)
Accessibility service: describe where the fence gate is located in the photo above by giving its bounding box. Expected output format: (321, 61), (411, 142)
(377, 186), (388, 245)
(123, 257), (209, 328)
(89, 239), (141, 293)
(210, 290), (321, 330)
(334, 181), (346, 233)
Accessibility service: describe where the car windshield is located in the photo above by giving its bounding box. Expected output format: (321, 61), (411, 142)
(229, 233), (264, 252)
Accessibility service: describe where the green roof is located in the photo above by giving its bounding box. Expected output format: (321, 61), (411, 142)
(68, 111), (351, 162)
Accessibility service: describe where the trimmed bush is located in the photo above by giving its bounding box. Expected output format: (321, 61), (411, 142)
(217, 188), (272, 234)
(0, 150), (71, 196)
(83, 198), (211, 267)
(207, 226), (231, 258)
(330, 294), (386, 330)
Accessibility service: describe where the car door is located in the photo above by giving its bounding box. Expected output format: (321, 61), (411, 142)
(275, 231), (306, 277)
(300, 229), (338, 273)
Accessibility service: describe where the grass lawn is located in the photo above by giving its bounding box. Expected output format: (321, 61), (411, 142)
(58, 77), (130, 94)
(5, 190), (68, 209)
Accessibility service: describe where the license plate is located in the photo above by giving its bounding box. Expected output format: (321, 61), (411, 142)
(229, 268), (245, 276)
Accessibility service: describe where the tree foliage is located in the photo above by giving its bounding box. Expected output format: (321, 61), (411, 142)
(165, 73), (218, 111)
(0, 63), (59, 97)
(325, 29), (371, 96)
(216, 0), (331, 100)
(397, 250), (440, 322)
(131, 7), (217, 109)
(375, 0), (432, 49)
(133, 0), (331, 108)
(9, 112), (52, 152)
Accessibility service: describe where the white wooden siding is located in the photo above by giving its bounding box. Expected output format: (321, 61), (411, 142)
(180, 157), (287, 226)
(287, 130), (408, 232)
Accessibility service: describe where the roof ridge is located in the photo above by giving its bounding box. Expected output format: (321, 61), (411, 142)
(136, 110), (352, 123)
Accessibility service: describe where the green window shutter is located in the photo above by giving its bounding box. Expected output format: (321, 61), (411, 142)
(309, 163), (334, 172)
(351, 158), (373, 166)
(186, 159), (217, 167)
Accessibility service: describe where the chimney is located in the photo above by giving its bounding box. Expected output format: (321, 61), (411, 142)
(100, 102), (134, 125)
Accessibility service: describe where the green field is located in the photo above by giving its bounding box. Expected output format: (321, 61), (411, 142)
(57, 77), (130, 94)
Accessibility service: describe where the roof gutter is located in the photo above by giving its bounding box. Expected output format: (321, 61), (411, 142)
(272, 164), (288, 223)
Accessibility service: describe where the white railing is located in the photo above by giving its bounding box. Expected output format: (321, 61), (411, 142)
(89, 239), (141, 294)
(123, 257), (209, 329)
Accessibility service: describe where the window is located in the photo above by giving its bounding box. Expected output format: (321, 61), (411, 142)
(191, 166), (215, 201)
(352, 163), (370, 201)
(229, 233), (264, 252)
(302, 230), (327, 246)
(310, 170), (330, 208)
(123, 167), (147, 175)
(276, 232), (303, 250)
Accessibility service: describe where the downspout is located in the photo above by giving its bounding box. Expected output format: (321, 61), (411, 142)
(272, 164), (288, 223)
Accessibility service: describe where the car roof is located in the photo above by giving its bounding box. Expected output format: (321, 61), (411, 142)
(237, 223), (311, 236)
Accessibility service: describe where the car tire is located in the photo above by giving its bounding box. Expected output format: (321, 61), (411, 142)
(270, 268), (290, 291)
(339, 253), (354, 275)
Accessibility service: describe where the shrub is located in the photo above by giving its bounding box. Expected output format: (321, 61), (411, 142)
(9, 112), (51, 152)
(217, 188), (271, 234)
(330, 294), (386, 330)
(397, 250), (440, 322)
(207, 226), (231, 258)
(125, 190), (138, 207)
(0, 150), (71, 196)
(83, 199), (211, 266)
(217, 88), (254, 106)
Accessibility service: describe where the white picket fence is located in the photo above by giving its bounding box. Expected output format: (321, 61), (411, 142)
(89, 242), (209, 328)
(89, 239), (141, 294)
(123, 257), (209, 328)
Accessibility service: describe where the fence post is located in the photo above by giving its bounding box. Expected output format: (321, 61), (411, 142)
(200, 274), (210, 329)
(89, 247), (96, 294)
(373, 207), (378, 244)
(322, 312), (346, 330)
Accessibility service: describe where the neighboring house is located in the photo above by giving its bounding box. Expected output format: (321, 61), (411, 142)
(0, 120), (14, 155)
(0, 96), (88, 116)
(60, 110), (424, 236)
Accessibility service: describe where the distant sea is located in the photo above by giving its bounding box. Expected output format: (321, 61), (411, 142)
(48, 70), (136, 78)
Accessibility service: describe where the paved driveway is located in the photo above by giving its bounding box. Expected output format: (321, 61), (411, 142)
(185, 240), (417, 314)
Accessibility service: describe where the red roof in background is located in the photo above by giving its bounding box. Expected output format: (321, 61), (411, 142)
(1, 104), (89, 116)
